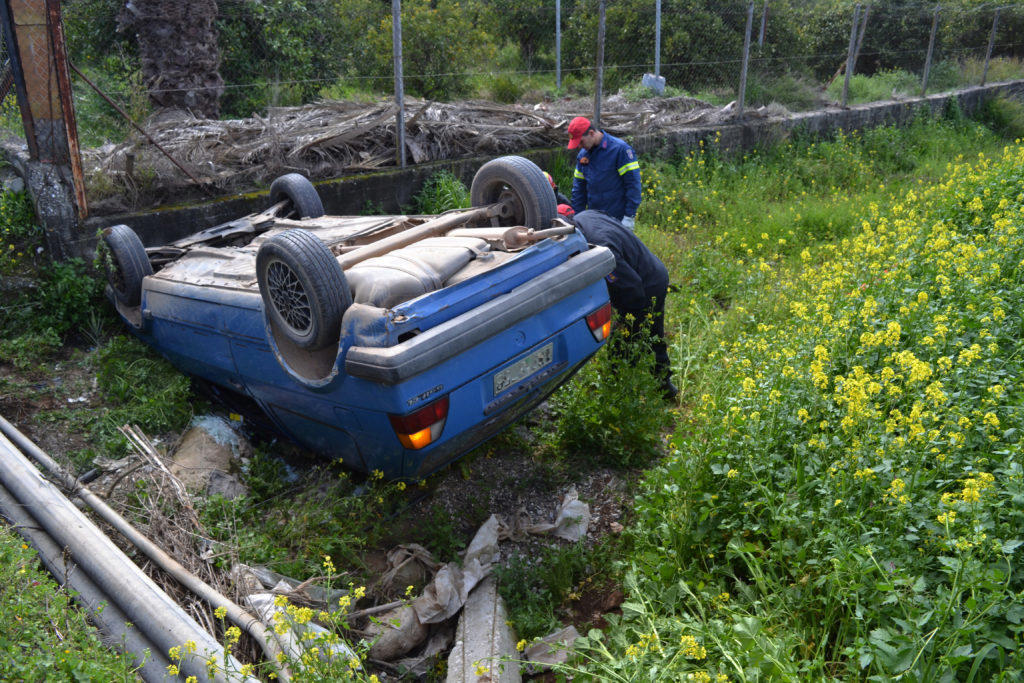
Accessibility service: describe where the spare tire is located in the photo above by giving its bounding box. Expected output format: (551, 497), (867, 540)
(270, 173), (325, 219)
(256, 229), (350, 350)
(101, 224), (153, 307)
(470, 156), (557, 229)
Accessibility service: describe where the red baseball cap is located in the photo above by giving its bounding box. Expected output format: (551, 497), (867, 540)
(557, 203), (575, 217)
(567, 117), (592, 149)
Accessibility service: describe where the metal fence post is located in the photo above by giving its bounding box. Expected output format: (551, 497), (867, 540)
(921, 5), (940, 96)
(981, 8), (1000, 86)
(854, 2), (870, 65)
(392, 0), (405, 168)
(758, 0), (768, 48)
(737, 1), (753, 120)
(595, 0), (605, 127)
(556, 0), (561, 90)
(655, 0), (661, 77)
(842, 4), (861, 107)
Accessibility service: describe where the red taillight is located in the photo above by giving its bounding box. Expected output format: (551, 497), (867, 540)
(586, 302), (613, 342)
(389, 396), (449, 450)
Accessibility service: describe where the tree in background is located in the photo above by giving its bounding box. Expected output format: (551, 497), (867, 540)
(362, 0), (495, 100)
(118, 0), (224, 118)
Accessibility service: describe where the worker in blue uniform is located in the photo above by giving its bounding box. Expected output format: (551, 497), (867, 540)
(570, 209), (677, 400)
(566, 117), (642, 230)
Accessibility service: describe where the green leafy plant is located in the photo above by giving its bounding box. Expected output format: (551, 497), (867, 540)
(546, 329), (670, 468)
(0, 527), (139, 679)
(412, 170), (470, 214)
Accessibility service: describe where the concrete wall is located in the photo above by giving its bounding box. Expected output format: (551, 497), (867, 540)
(52, 78), (1024, 255)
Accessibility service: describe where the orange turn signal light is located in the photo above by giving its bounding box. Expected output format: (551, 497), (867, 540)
(389, 396), (449, 450)
(586, 302), (613, 342)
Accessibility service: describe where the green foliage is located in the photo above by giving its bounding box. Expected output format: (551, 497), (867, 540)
(0, 527), (139, 679)
(92, 335), (195, 451)
(0, 190), (43, 276)
(496, 539), (613, 640)
(412, 170), (470, 214)
(571, 115), (1024, 680)
(0, 329), (62, 370)
(546, 335), (670, 468)
(361, 0), (494, 101)
(743, 71), (824, 111)
(979, 95), (1024, 141)
(199, 467), (402, 580)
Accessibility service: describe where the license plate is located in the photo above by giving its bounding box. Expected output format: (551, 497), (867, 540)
(494, 343), (553, 394)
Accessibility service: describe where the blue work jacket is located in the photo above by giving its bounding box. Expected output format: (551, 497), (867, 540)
(570, 132), (642, 221)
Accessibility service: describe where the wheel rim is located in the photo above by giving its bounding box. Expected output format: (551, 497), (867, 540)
(267, 260), (312, 334)
(493, 185), (525, 225)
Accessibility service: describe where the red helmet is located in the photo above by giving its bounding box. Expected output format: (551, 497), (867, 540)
(542, 171), (557, 190)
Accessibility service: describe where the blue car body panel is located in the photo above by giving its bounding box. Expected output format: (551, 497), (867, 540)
(113, 216), (613, 479)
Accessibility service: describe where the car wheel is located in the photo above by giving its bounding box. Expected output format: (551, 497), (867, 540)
(101, 224), (153, 307)
(470, 156), (557, 229)
(270, 173), (325, 219)
(256, 229), (350, 350)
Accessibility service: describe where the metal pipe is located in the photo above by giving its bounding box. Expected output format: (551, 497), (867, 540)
(758, 0), (768, 48)
(655, 0), (662, 77)
(0, 414), (287, 682)
(921, 5), (940, 97)
(336, 206), (491, 270)
(44, 0), (87, 220)
(392, 0), (406, 169)
(0, 480), (173, 682)
(0, 429), (247, 682)
(982, 8), (1000, 86)
(842, 4), (861, 107)
(853, 2), (871, 67)
(737, 2), (754, 120)
(555, 0), (561, 90)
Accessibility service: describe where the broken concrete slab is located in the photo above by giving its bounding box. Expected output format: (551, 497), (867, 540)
(365, 604), (428, 660)
(445, 577), (520, 683)
(524, 625), (580, 673)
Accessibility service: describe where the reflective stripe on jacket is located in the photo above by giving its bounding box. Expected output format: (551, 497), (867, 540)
(570, 132), (642, 221)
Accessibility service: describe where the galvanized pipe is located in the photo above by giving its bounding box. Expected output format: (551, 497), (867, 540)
(0, 428), (246, 682)
(0, 415), (285, 682)
(737, 2), (754, 120)
(842, 4), (861, 107)
(0, 479), (173, 682)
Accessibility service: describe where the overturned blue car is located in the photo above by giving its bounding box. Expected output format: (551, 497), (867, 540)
(103, 157), (614, 479)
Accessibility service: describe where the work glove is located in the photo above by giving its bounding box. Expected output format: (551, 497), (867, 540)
(621, 216), (635, 230)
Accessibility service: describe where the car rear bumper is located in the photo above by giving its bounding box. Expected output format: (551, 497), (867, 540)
(344, 246), (614, 384)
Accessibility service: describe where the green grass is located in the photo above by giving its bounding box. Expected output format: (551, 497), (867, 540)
(0, 527), (139, 680)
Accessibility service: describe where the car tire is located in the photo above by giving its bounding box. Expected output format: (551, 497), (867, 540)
(470, 156), (557, 229)
(101, 224), (153, 307)
(256, 229), (350, 351)
(270, 173), (325, 219)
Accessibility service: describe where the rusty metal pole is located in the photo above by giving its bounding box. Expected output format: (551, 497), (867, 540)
(392, 0), (406, 168)
(921, 5), (940, 97)
(737, 2), (753, 120)
(842, 4), (860, 108)
(981, 8), (1000, 86)
(44, 0), (86, 219)
(594, 0), (605, 128)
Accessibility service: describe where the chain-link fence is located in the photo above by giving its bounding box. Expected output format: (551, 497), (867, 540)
(2, 1), (1022, 206)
